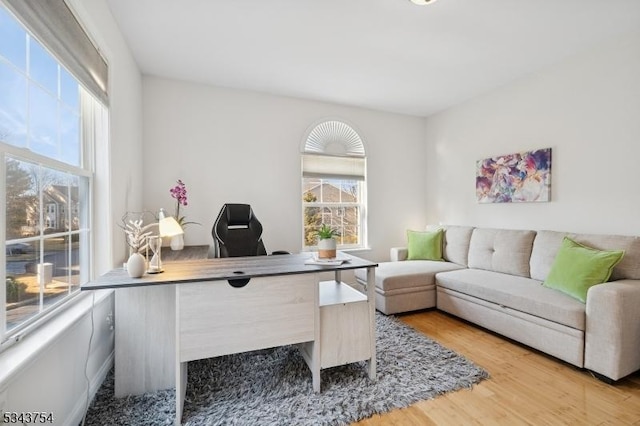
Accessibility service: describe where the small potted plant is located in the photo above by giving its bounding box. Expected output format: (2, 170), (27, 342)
(122, 217), (153, 278)
(317, 224), (339, 259)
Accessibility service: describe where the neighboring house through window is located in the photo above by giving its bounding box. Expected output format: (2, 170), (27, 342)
(301, 120), (367, 250)
(0, 2), (108, 345)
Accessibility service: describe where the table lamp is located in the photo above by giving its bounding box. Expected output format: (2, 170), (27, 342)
(148, 208), (184, 273)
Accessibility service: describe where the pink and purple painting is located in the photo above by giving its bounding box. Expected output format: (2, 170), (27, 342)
(476, 148), (552, 203)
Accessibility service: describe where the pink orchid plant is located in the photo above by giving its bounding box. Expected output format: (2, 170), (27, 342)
(169, 179), (199, 228)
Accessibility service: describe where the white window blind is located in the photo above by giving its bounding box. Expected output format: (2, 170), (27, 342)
(301, 154), (365, 181)
(1, 0), (108, 105)
(301, 120), (366, 180)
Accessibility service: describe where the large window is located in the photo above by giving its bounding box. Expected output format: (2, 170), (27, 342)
(301, 120), (367, 250)
(1, 3), (105, 344)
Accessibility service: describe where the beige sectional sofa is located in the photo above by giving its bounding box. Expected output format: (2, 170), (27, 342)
(354, 225), (640, 382)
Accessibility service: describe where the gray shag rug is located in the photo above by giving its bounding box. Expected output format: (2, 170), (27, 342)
(84, 314), (488, 425)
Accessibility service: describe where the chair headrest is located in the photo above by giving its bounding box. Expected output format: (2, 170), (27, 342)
(225, 204), (252, 227)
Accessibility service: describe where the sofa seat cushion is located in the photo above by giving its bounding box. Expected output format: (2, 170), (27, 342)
(436, 269), (586, 330)
(355, 260), (465, 292)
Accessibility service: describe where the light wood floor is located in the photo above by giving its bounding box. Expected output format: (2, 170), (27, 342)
(353, 310), (640, 425)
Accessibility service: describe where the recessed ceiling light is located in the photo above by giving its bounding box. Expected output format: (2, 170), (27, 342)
(409, 0), (438, 5)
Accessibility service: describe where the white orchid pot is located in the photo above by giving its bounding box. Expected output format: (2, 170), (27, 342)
(171, 234), (184, 251)
(318, 237), (337, 259)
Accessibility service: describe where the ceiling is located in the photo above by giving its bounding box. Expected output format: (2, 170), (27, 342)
(105, 0), (640, 117)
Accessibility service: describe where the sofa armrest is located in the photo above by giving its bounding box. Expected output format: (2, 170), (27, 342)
(390, 247), (408, 262)
(585, 280), (640, 381)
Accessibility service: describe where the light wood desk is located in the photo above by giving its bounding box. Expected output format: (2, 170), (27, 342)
(82, 252), (377, 425)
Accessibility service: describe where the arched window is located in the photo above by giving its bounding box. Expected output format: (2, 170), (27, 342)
(301, 120), (367, 250)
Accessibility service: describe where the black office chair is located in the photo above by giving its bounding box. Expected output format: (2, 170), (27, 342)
(212, 203), (287, 258)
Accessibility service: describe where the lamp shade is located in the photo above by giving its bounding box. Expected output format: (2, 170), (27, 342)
(158, 209), (184, 237)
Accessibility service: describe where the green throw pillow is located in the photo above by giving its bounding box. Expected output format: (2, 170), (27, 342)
(407, 229), (444, 261)
(543, 237), (624, 303)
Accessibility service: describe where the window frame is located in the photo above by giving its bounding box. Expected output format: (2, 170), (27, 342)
(300, 119), (368, 252)
(302, 177), (366, 250)
(0, 3), (100, 348)
(1, 141), (94, 344)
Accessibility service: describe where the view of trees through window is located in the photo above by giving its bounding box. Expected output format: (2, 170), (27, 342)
(5, 155), (88, 332)
(302, 178), (362, 248)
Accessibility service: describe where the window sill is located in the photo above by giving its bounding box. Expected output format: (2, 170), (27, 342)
(0, 289), (113, 386)
(303, 247), (371, 254)
(340, 246), (372, 253)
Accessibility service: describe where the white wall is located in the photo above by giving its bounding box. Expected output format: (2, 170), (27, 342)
(1, 0), (143, 423)
(425, 31), (640, 236)
(142, 78), (427, 262)
(2, 292), (114, 426)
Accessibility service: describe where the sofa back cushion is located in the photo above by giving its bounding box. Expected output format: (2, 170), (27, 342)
(529, 231), (565, 282)
(427, 225), (474, 266)
(531, 230), (640, 281)
(468, 228), (536, 277)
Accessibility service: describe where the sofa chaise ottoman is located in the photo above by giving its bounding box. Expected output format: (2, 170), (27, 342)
(354, 225), (640, 382)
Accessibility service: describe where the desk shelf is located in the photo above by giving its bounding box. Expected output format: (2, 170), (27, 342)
(302, 280), (372, 370)
(319, 280), (367, 306)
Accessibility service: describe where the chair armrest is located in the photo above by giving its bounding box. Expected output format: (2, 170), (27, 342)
(390, 247), (408, 262)
(585, 279), (640, 381)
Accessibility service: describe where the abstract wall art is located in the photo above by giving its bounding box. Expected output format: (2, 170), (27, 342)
(476, 148), (552, 203)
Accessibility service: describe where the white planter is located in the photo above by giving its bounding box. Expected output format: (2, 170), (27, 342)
(126, 252), (146, 278)
(318, 238), (337, 259)
(171, 234), (184, 251)
(37, 263), (53, 287)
